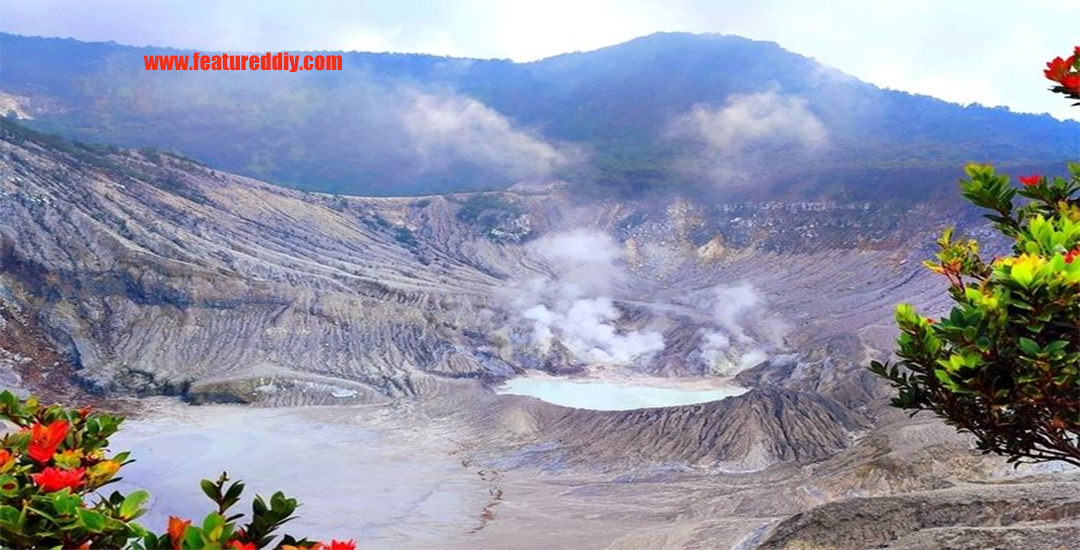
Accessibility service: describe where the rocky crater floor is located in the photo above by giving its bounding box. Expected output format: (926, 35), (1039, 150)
(2, 125), (1077, 548)
(108, 393), (1080, 550)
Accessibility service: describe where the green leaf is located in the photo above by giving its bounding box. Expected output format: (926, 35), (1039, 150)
(52, 489), (82, 516)
(78, 508), (107, 532)
(1018, 337), (1041, 356)
(934, 369), (956, 388)
(200, 479), (220, 502)
(0, 505), (21, 531)
(120, 490), (150, 520)
(224, 481), (244, 501)
(184, 524), (205, 548)
(0, 390), (18, 413)
(202, 511), (226, 542)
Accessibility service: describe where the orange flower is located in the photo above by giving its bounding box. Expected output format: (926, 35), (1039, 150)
(28, 420), (69, 463)
(1018, 175), (1040, 187)
(0, 449), (14, 473)
(30, 466), (85, 493)
(168, 516), (192, 549)
(228, 541), (257, 550)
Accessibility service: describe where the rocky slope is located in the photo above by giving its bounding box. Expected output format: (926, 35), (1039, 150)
(539, 388), (866, 469)
(0, 117), (960, 468)
(1, 119), (960, 405)
(757, 482), (1080, 549)
(5, 121), (1077, 548)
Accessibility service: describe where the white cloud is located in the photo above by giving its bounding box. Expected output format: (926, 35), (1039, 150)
(400, 91), (572, 180)
(526, 229), (622, 296)
(668, 90), (827, 185)
(1, 1), (1075, 121)
(674, 90), (827, 155)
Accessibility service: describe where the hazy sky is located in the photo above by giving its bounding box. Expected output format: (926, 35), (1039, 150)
(2, 0), (1079, 121)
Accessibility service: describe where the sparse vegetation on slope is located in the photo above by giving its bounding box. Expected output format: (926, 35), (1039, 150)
(872, 53), (1080, 467)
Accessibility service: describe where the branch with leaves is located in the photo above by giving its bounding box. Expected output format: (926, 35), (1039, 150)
(870, 163), (1080, 467)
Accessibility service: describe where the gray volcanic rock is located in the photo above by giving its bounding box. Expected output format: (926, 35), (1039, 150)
(0, 121), (961, 403)
(539, 388), (866, 469)
(3, 120), (1077, 550)
(0, 128), (517, 400)
(0, 120), (982, 477)
(884, 522), (1080, 550)
(736, 334), (887, 409)
(756, 482), (1080, 549)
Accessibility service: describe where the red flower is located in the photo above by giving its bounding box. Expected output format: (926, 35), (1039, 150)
(30, 466), (85, 493)
(27, 420), (69, 463)
(1065, 249), (1079, 264)
(1045, 56), (1072, 82)
(229, 541), (257, 550)
(1018, 175), (1040, 187)
(308, 541), (357, 550)
(1062, 74), (1080, 93)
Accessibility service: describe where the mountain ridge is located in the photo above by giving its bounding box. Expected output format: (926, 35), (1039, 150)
(1, 31), (1075, 197)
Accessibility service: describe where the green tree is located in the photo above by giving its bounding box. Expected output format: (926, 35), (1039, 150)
(870, 163), (1080, 466)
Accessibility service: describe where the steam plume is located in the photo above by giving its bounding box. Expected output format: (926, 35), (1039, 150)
(511, 230), (664, 366)
(696, 282), (787, 375)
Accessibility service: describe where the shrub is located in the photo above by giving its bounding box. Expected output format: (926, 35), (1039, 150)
(0, 390), (355, 549)
(870, 47), (1080, 468)
(870, 163), (1080, 466)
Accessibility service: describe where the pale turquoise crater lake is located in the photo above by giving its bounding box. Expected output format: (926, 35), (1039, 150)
(495, 375), (747, 411)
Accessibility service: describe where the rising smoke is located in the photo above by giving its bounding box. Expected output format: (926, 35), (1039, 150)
(695, 282), (788, 375)
(505, 230), (787, 373)
(510, 229), (665, 366)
